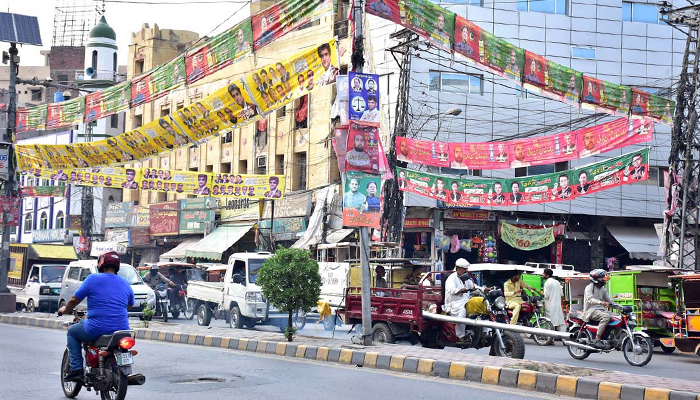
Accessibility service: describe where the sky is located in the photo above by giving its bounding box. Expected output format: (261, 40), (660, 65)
(2, 0), (251, 67)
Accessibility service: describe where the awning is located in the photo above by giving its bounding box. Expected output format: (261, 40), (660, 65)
(606, 226), (661, 261)
(185, 224), (254, 260)
(325, 228), (356, 244)
(28, 244), (77, 260)
(159, 238), (201, 261)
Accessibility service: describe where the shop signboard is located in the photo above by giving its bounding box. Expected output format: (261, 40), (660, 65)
(105, 201), (134, 228)
(149, 202), (179, 236)
(261, 192), (312, 219)
(90, 241), (127, 256)
(179, 198), (215, 234)
(403, 218), (433, 228)
(68, 215), (82, 231)
(219, 197), (260, 221)
(131, 205), (150, 228)
(443, 210), (493, 221)
(105, 229), (130, 243)
(32, 229), (66, 243)
(259, 217), (307, 241)
(129, 228), (152, 247)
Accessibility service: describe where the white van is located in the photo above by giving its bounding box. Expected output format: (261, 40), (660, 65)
(58, 260), (155, 317)
(11, 264), (68, 312)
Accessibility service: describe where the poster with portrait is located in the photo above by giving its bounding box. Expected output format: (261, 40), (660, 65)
(346, 123), (381, 173)
(210, 174), (285, 199)
(575, 117), (653, 159)
(251, 0), (332, 51)
(72, 138), (135, 167)
(482, 30), (524, 83)
(342, 171), (381, 228)
(139, 168), (211, 196)
(580, 75), (603, 108)
(449, 142), (511, 170)
(149, 55), (186, 99)
(16, 105), (47, 133)
(15, 144), (88, 171)
(143, 117), (191, 151)
(45, 97), (85, 129)
(348, 72), (381, 126)
(507, 171), (576, 206)
(406, 0), (455, 50)
(113, 125), (169, 161)
(66, 167), (139, 190)
(85, 81), (130, 122)
(573, 148), (650, 196)
(395, 166), (450, 201)
(333, 127), (349, 174)
(523, 51), (546, 89)
(453, 16), (482, 65)
(444, 176), (498, 207)
(395, 137), (450, 167)
(130, 72), (152, 107)
(544, 60), (582, 106)
(510, 131), (579, 168)
(0, 195), (20, 227)
(585, 81), (632, 115)
(631, 89), (674, 126)
(244, 40), (339, 114)
(191, 80), (258, 142)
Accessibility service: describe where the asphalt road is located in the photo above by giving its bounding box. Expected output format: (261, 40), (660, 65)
(0, 324), (575, 400)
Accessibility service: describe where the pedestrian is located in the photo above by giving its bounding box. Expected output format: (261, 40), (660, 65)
(542, 268), (566, 333)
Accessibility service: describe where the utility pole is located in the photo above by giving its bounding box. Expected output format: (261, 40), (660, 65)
(80, 121), (94, 259)
(660, 3), (700, 270)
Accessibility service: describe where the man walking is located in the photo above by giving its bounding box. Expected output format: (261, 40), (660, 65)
(542, 268), (566, 333)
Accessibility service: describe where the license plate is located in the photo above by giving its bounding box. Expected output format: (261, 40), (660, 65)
(116, 352), (133, 366)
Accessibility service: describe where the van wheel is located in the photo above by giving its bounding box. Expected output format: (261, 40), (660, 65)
(372, 322), (395, 344)
(229, 306), (242, 329)
(197, 304), (211, 326)
(26, 299), (35, 313)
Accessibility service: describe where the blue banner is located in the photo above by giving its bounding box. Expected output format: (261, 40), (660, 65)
(349, 72), (380, 126)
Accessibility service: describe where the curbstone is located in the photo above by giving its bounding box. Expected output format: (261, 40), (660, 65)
(482, 366), (501, 385)
(464, 364), (483, 382)
(389, 355), (406, 372)
(202, 335), (213, 346)
(304, 346), (318, 360)
(316, 347), (330, 361)
(275, 342), (287, 356)
(518, 370), (538, 391)
(179, 334), (190, 344)
(499, 368), (520, 388)
(402, 357), (419, 374)
(669, 391), (698, 400)
(416, 358), (433, 376)
(339, 349), (353, 365)
(598, 382), (622, 400)
(285, 344), (298, 357)
(327, 348), (341, 363)
(376, 354), (392, 370)
(172, 333), (181, 343)
(211, 337), (221, 347)
(247, 340), (258, 352)
(555, 375), (578, 397)
(219, 337), (230, 348)
(228, 338), (239, 349)
(256, 341), (268, 353)
(535, 372), (558, 395)
(364, 352), (379, 368)
(187, 335), (197, 345)
(157, 331), (167, 341)
(351, 351), (365, 366)
(645, 388), (671, 400)
(438, 361), (458, 379)
(295, 345), (307, 358)
(266, 342), (277, 354)
(576, 378), (600, 399)
(194, 335), (204, 345)
(237, 338), (249, 351)
(165, 332), (173, 342)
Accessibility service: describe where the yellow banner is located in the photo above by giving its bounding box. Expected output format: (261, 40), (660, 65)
(211, 174), (285, 199)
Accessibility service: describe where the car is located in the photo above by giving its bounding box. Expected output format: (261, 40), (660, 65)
(57, 260), (155, 317)
(10, 264), (68, 312)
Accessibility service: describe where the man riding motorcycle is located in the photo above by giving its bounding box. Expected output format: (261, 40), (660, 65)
(142, 264), (173, 314)
(57, 252), (135, 382)
(444, 258), (490, 343)
(168, 266), (188, 306)
(583, 269), (616, 349)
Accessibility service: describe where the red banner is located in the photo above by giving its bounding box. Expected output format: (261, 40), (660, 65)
(149, 202), (179, 236)
(523, 51), (546, 89)
(396, 137), (450, 167)
(451, 142), (511, 169)
(0, 196), (19, 226)
(346, 123), (381, 173)
(576, 118), (652, 159)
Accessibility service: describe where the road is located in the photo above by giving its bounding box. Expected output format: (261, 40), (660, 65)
(0, 324), (575, 400)
(161, 315), (700, 381)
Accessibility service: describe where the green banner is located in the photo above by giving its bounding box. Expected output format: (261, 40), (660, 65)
(574, 148), (649, 196)
(501, 221), (554, 251)
(546, 59), (582, 105)
(20, 186), (66, 197)
(408, 0), (455, 50)
(483, 31), (523, 82)
(151, 55), (186, 97)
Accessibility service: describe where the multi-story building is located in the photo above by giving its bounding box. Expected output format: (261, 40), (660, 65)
(375, 1), (680, 271)
(0, 65), (51, 107)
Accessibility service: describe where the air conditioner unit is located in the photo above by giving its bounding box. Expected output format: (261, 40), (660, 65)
(256, 156), (267, 169)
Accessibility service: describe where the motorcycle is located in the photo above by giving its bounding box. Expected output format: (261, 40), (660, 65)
(565, 303), (653, 367)
(153, 283), (170, 323)
(60, 310), (145, 400)
(508, 294), (554, 346)
(169, 284), (193, 320)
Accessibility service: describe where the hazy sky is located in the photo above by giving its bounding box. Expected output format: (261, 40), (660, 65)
(2, 0), (251, 67)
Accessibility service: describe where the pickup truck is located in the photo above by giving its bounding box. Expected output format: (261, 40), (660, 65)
(10, 264), (68, 312)
(188, 252), (306, 331)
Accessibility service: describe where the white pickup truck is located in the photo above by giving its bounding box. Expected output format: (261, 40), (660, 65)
(188, 252), (306, 331)
(10, 264), (68, 312)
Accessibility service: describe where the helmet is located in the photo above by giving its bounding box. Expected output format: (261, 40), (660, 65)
(455, 258), (470, 269)
(150, 264), (160, 272)
(97, 251), (120, 273)
(590, 269), (608, 285)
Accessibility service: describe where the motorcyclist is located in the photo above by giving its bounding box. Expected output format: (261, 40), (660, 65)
(142, 264), (173, 315)
(444, 258), (489, 342)
(583, 269), (616, 349)
(168, 266), (188, 305)
(58, 252), (135, 382)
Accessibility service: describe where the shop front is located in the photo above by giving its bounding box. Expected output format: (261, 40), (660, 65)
(439, 209), (497, 270)
(496, 219), (565, 265)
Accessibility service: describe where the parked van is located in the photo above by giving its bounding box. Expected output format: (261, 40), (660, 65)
(58, 260), (155, 317)
(10, 264), (68, 312)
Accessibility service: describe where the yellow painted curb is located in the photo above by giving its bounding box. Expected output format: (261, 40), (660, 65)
(157, 331), (166, 341)
(275, 342), (287, 356)
(482, 366), (501, 385)
(187, 335), (196, 345)
(448, 362), (467, 380)
(203, 335), (213, 346)
(295, 345), (307, 358)
(389, 355), (406, 371)
(517, 370), (537, 391)
(220, 337), (230, 348)
(257, 341), (268, 353)
(417, 359), (434, 376)
(555, 375), (578, 397)
(364, 352), (378, 368)
(316, 347), (330, 361)
(238, 338), (249, 351)
(598, 382), (622, 400)
(644, 388), (671, 400)
(172, 333), (181, 343)
(339, 349), (354, 365)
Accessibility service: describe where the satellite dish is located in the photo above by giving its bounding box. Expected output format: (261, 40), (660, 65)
(85, 67), (95, 77)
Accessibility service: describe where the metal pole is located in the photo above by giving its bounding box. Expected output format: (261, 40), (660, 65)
(0, 43), (18, 311)
(270, 199), (275, 251)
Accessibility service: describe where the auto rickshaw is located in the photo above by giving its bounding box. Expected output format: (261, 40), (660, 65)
(662, 274), (700, 356)
(562, 273), (590, 317)
(607, 265), (679, 351)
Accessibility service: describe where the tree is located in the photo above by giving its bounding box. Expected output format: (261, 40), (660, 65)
(256, 247), (322, 341)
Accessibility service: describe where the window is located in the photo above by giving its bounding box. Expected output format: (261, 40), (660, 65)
(135, 60), (144, 75)
(56, 211), (64, 229)
(239, 160), (248, 175)
(276, 154), (285, 175)
(113, 53), (117, 73)
(68, 267), (81, 281)
(516, 161), (568, 177)
(133, 115), (142, 129)
(24, 214), (32, 233)
(91, 50), (98, 72)
(79, 268), (92, 281)
(30, 89), (42, 101)
(623, 2), (662, 24)
(518, 0), (567, 15)
(277, 104), (287, 118)
(428, 71), (483, 94)
(57, 74), (68, 84)
(572, 47), (596, 59)
(110, 114), (119, 129)
(39, 212), (48, 230)
(295, 152), (307, 190)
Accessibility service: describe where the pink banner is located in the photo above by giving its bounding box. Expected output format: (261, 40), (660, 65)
(346, 123), (381, 174)
(576, 118), (652, 159)
(450, 142), (511, 170)
(396, 137), (450, 168)
(510, 131), (577, 168)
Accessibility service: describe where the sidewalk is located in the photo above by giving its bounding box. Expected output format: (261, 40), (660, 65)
(2, 312), (698, 400)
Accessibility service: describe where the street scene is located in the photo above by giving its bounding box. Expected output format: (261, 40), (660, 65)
(1, 0), (700, 399)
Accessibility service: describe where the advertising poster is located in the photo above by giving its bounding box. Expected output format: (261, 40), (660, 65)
(483, 31), (524, 83)
(348, 72), (381, 126)
(576, 117), (653, 159)
(501, 222), (555, 251)
(149, 202), (179, 236)
(245, 40), (339, 114)
(229, 20), (254, 62)
(395, 137), (450, 167)
(449, 142), (511, 170)
(508, 171), (576, 206)
(631, 88), (675, 126)
(583, 80), (632, 115)
(130, 72), (152, 107)
(581, 75), (603, 107)
(447, 177), (499, 206)
(345, 123), (381, 173)
(15, 144), (87, 170)
(72, 138), (135, 166)
(453, 16), (482, 64)
(149, 55), (186, 99)
(395, 166), (450, 201)
(252, 0), (332, 51)
(574, 148), (650, 197)
(16, 105), (47, 133)
(139, 169), (210, 195)
(342, 171), (381, 228)
(211, 174), (285, 199)
(179, 198), (215, 235)
(407, 0), (455, 50)
(184, 20), (252, 84)
(523, 50), (546, 89)
(198, 81), (258, 141)
(67, 167), (140, 189)
(84, 81), (130, 122)
(510, 131), (579, 168)
(46, 97), (85, 129)
(544, 60), (582, 105)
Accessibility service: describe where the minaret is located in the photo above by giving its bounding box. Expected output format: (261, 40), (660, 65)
(84, 15), (118, 81)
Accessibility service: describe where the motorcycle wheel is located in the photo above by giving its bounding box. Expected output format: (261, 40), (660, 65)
(162, 304), (168, 323)
(622, 335), (653, 367)
(490, 331), (525, 359)
(100, 356), (128, 400)
(522, 317), (533, 339)
(171, 310), (180, 319)
(184, 299), (196, 320)
(533, 318), (554, 346)
(61, 348), (82, 398)
(567, 327), (592, 360)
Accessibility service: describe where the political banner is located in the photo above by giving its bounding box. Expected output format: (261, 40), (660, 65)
(245, 40), (339, 114)
(211, 174), (285, 199)
(139, 169), (210, 195)
(0, 195), (19, 227)
(113, 119), (179, 161)
(367, 0), (454, 50)
(346, 123), (381, 173)
(148, 55), (186, 101)
(543, 60), (582, 105)
(581, 78), (632, 116)
(631, 88), (674, 125)
(16, 105), (47, 133)
(15, 144), (88, 171)
(576, 118), (653, 159)
(500, 222), (555, 251)
(66, 167), (140, 189)
(449, 142), (511, 170)
(72, 138), (135, 166)
(445, 176), (500, 207)
(396, 137), (450, 167)
(46, 97), (85, 129)
(130, 72), (153, 107)
(573, 148), (650, 197)
(342, 171), (381, 228)
(20, 186), (67, 198)
(349, 72), (381, 126)
(84, 81), (130, 122)
(149, 202), (179, 236)
(251, 0), (333, 51)
(523, 51), (546, 89)
(453, 16), (481, 64)
(185, 20), (253, 84)
(333, 126), (349, 174)
(508, 171), (576, 206)
(510, 131), (579, 168)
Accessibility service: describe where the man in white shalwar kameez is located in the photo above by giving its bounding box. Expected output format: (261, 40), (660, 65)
(444, 258), (487, 341)
(543, 268), (566, 332)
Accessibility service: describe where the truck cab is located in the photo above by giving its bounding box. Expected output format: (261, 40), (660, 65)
(12, 264), (67, 312)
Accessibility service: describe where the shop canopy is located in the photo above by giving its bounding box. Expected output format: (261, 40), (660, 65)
(28, 244), (77, 260)
(325, 229), (356, 244)
(185, 224), (254, 260)
(159, 238), (201, 261)
(606, 225), (661, 261)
